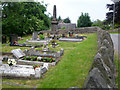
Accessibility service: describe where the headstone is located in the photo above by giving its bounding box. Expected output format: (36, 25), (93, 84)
(11, 49), (25, 59)
(62, 34), (65, 37)
(9, 34), (18, 45)
(41, 67), (47, 74)
(2, 56), (8, 62)
(43, 63), (49, 70)
(35, 67), (42, 78)
(32, 32), (38, 40)
(2, 35), (7, 44)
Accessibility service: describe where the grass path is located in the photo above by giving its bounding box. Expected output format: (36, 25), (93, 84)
(2, 33), (97, 88)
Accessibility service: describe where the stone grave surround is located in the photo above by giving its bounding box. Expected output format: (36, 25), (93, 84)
(83, 27), (116, 88)
(59, 38), (83, 42)
(24, 48), (64, 58)
(0, 63), (49, 79)
(17, 48), (64, 66)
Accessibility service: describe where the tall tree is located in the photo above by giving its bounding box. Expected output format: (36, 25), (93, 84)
(77, 13), (92, 27)
(92, 19), (111, 30)
(63, 17), (71, 23)
(106, 1), (120, 25)
(2, 2), (50, 36)
(58, 16), (62, 21)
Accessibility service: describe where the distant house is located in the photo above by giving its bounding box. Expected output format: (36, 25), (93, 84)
(58, 22), (76, 30)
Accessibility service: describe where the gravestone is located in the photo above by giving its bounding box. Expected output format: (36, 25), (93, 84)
(11, 49), (25, 59)
(43, 63), (49, 70)
(51, 5), (58, 32)
(32, 32), (38, 40)
(62, 34), (65, 37)
(2, 35), (7, 44)
(9, 34), (18, 45)
(0, 64), (42, 79)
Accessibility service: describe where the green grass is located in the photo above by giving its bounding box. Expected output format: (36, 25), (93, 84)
(114, 52), (120, 89)
(2, 33), (97, 88)
(109, 32), (120, 34)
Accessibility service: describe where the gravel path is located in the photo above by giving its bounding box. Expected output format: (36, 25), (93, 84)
(110, 34), (120, 54)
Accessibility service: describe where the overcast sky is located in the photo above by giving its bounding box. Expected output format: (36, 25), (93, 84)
(38, 0), (113, 23)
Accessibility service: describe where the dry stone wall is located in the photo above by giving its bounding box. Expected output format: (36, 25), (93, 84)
(83, 27), (116, 88)
(39, 27), (98, 34)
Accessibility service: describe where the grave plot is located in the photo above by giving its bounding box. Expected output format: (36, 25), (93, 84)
(14, 48), (64, 66)
(59, 32), (87, 42)
(26, 32), (52, 43)
(9, 34), (43, 48)
(1, 48), (59, 79)
(0, 63), (49, 79)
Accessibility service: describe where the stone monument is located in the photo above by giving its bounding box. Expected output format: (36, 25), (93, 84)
(51, 5), (58, 32)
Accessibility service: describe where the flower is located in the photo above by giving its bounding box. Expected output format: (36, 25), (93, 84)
(8, 59), (17, 66)
(33, 64), (40, 69)
(37, 57), (42, 60)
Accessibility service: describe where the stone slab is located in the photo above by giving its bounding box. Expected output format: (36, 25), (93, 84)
(11, 49), (25, 59)
(59, 38), (83, 42)
(26, 40), (47, 43)
(0, 64), (39, 79)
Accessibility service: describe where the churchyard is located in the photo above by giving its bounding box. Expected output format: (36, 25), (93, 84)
(1, 2), (119, 89)
(1, 32), (98, 88)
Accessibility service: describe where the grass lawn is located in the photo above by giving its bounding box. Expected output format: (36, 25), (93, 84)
(114, 52), (120, 89)
(109, 32), (120, 34)
(2, 33), (97, 88)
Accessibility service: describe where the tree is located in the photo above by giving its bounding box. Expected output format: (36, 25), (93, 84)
(92, 19), (111, 30)
(106, 1), (120, 26)
(77, 13), (92, 27)
(63, 17), (71, 23)
(58, 16), (62, 21)
(2, 2), (50, 36)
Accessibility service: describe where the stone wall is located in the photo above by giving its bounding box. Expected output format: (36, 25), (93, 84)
(39, 27), (98, 34)
(83, 27), (116, 88)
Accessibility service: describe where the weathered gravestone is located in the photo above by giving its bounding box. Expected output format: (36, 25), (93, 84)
(2, 35), (7, 44)
(11, 49), (25, 59)
(32, 32), (38, 40)
(9, 34), (18, 45)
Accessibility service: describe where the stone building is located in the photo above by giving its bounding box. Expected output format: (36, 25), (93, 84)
(58, 23), (76, 30)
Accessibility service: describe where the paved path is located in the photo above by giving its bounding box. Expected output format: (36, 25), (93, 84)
(110, 34), (120, 54)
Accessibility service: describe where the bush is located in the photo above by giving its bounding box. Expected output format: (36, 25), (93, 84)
(40, 34), (44, 39)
